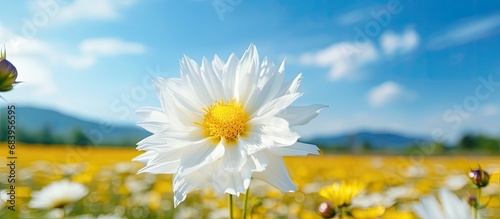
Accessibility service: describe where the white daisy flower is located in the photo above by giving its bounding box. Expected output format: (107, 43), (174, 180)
(443, 174), (469, 191)
(384, 184), (420, 201)
(133, 44), (325, 206)
(413, 188), (473, 219)
(28, 179), (88, 209)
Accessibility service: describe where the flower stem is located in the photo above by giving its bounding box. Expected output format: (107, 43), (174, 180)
(339, 206), (347, 219)
(243, 185), (251, 219)
(229, 194), (234, 219)
(475, 187), (481, 219)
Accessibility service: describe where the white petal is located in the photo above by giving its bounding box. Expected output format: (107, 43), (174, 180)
(154, 78), (202, 126)
(240, 132), (273, 155)
(173, 167), (211, 207)
(419, 195), (446, 219)
(180, 55), (201, 77)
(252, 117), (300, 146)
(200, 57), (224, 100)
(212, 54), (225, 73)
(211, 162), (252, 196)
(136, 107), (170, 133)
(278, 104), (328, 127)
(178, 139), (225, 175)
(136, 126), (200, 151)
(229, 170), (252, 195)
(138, 159), (180, 174)
(249, 152), (269, 172)
(258, 57), (276, 78)
(160, 78), (204, 114)
(244, 58), (285, 114)
(222, 54), (239, 99)
(132, 150), (157, 164)
(137, 148), (184, 174)
(221, 141), (247, 172)
(257, 58), (285, 100)
(252, 155), (297, 192)
(270, 142), (319, 156)
(234, 44), (259, 102)
(136, 133), (168, 151)
(182, 56), (224, 102)
(413, 202), (432, 219)
(276, 73), (301, 96)
(179, 58), (213, 106)
(254, 93), (301, 118)
(438, 189), (471, 219)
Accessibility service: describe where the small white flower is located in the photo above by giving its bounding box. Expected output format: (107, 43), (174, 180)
(125, 176), (149, 194)
(59, 163), (87, 176)
(351, 192), (395, 208)
(46, 209), (65, 219)
(208, 208), (229, 219)
(28, 179), (88, 209)
(134, 44), (325, 206)
(413, 188), (472, 219)
(443, 174), (469, 191)
(404, 165), (426, 178)
(385, 184), (420, 200)
(114, 162), (136, 175)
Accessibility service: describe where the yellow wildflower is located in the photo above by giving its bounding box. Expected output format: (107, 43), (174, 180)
(319, 180), (365, 207)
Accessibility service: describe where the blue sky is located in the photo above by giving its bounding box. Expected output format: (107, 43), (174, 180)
(0, 0), (499, 142)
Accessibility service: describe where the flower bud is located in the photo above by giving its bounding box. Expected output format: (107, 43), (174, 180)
(317, 201), (336, 218)
(0, 47), (19, 92)
(468, 167), (490, 188)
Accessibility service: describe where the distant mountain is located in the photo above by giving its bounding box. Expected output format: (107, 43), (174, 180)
(0, 106), (149, 146)
(0, 106), (429, 149)
(303, 131), (430, 149)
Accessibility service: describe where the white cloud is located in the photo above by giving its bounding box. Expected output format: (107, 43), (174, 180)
(298, 29), (419, 80)
(380, 29), (419, 56)
(66, 38), (146, 68)
(8, 56), (57, 96)
(299, 42), (378, 80)
(29, 0), (136, 25)
(0, 24), (57, 95)
(0, 23), (54, 58)
(480, 103), (500, 116)
(333, 4), (381, 26)
(368, 81), (414, 107)
(335, 8), (368, 26)
(0, 24), (146, 99)
(80, 38), (146, 56)
(428, 13), (500, 50)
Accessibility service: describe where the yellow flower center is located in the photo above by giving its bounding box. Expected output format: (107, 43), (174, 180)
(200, 99), (248, 143)
(51, 199), (72, 209)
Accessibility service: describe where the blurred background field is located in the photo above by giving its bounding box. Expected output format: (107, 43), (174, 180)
(1, 144), (499, 218)
(1, 0), (499, 218)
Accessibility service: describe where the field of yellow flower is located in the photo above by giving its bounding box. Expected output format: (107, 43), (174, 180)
(1, 144), (499, 218)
